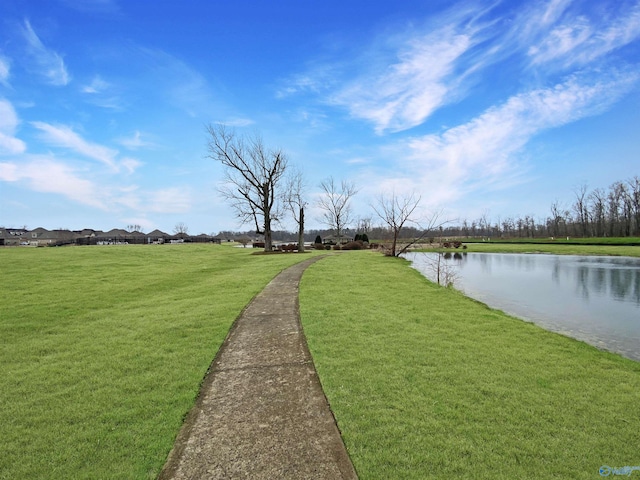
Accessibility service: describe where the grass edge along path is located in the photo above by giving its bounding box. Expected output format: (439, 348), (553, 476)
(0, 244), (324, 480)
(299, 251), (640, 480)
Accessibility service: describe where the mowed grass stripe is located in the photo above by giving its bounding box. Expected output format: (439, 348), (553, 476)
(0, 244), (320, 479)
(299, 251), (640, 480)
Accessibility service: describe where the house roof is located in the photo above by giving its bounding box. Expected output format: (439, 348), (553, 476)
(103, 228), (129, 236)
(147, 229), (169, 237)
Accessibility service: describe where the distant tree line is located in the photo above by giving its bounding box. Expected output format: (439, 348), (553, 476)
(444, 176), (640, 239)
(217, 176), (639, 243)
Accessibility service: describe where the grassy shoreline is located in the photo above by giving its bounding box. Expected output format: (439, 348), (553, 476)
(415, 242), (640, 257)
(299, 251), (640, 479)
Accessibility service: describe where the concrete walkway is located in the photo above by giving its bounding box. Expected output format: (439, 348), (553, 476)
(159, 256), (358, 479)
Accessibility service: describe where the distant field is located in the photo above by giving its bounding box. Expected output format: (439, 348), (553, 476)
(300, 251), (640, 479)
(463, 236), (640, 245)
(449, 242), (640, 256)
(408, 237), (640, 256)
(0, 244), (320, 479)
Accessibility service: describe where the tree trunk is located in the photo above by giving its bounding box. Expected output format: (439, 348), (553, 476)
(263, 184), (272, 252)
(391, 229), (398, 257)
(297, 207), (305, 253)
(263, 225), (272, 251)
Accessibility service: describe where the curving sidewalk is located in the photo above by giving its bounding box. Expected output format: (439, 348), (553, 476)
(159, 256), (358, 479)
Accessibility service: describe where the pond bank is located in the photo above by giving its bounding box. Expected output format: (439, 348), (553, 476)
(405, 252), (640, 362)
(300, 251), (640, 479)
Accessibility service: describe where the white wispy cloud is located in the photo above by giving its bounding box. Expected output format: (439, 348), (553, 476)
(0, 157), (105, 209)
(145, 187), (192, 213)
(527, 1), (640, 68)
(395, 69), (639, 202)
(31, 121), (118, 170)
(0, 99), (27, 155)
(330, 26), (474, 134)
(276, 65), (339, 98)
(81, 75), (110, 94)
(0, 155), (183, 214)
(138, 46), (213, 117)
(120, 157), (143, 174)
(0, 55), (10, 86)
(106, 185), (192, 214)
(31, 122), (146, 174)
(221, 118), (256, 128)
(282, 1), (640, 137)
(20, 20), (70, 86)
(278, 5), (506, 134)
(350, 66), (640, 216)
(118, 131), (156, 150)
(80, 75), (125, 109)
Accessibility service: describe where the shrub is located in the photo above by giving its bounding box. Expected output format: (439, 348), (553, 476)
(281, 244), (296, 252)
(333, 244), (342, 250)
(342, 240), (364, 250)
(314, 243), (326, 251)
(315, 235), (322, 244)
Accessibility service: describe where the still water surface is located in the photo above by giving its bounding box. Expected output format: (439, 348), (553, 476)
(404, 252), (640, 361)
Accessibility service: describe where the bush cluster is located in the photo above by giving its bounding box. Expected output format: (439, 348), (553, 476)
(442, 241), (463, 249)
(341, 240), (365, 250)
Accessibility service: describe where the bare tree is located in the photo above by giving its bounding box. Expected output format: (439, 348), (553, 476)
(425, 252), (460, 287)
(587, 188), (606, 237)
(236, 236), (251, 248)
(356, 216), (373, 235)
(316, 176), (357, 244)
(371, 191), (421, 257)
(282, 166), (307, 252)
(549, 200), (565, 238)
(206, 124), (288, 252)
(173, 222), (189, 237)
(573, 184), (589, 237)
(628, 176), (640, 236)
(395, 209), (447, 256)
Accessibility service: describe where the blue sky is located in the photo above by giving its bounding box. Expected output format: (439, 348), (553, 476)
(1, 0), (639, 234)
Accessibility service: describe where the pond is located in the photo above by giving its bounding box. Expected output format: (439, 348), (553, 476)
(403, 252), (640, 361)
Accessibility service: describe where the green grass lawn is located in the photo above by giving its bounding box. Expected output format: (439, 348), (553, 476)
(0, 244), (320, 479)
(3, 245), (639, 479)
(299, 251), (640, 479)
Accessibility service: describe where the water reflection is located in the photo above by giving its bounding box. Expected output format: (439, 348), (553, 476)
(404, 253), (640, 361)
